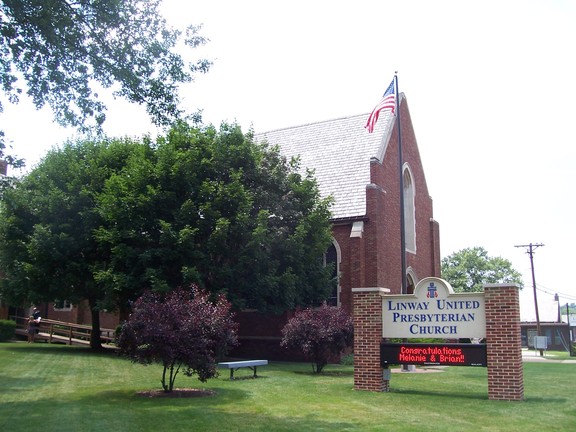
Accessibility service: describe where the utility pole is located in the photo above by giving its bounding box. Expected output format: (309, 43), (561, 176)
(515, 243), (544, 356)
(567, 303), (574, 356)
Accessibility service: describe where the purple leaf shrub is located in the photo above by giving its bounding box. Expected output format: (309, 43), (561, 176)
(281, 303), (353, 373)
(118, 286), (238, 392)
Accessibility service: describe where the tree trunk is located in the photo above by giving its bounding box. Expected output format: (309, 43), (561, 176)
(88, 298), (103, 350)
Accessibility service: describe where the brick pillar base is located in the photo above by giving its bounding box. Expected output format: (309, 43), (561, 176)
(484, 283), (524, 401)
(353, 287), (389, 391)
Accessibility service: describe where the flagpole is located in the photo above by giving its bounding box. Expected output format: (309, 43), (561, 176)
(395, 72), (407, 294)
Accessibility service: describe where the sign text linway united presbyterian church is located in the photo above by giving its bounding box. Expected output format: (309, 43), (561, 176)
(382, 277), (486, 339)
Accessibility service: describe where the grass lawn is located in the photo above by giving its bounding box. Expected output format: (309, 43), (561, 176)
(1, 342), (574, 432)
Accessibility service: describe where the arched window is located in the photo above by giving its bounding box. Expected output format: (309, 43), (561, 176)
(324, 240), (341, 306)
(403, 165), (416, 253)
(406, 269), (417, 295)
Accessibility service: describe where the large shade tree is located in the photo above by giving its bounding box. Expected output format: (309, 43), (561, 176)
(0, 146), (23, 197)
(441, 246), (523, 293)
(0, 0), (210, 131)
(0, 122), (335, 348)
(0, 138), (149, 349)
(95, 122), (335, 313)
(0, 0), (210, 185)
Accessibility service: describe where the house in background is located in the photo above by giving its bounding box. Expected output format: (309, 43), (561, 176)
(232, 94), (441, 359)
(561, 314), (576, 343)
(520, 293), (572, 351)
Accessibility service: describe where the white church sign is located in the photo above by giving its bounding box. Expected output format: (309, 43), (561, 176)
(382, 277), (486, 339)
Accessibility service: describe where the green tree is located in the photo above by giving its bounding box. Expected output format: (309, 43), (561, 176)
(0, 138), (148, 349)
(95, 122), (335, 313)
(441, 246), (523, 293)
(0, 122), (334, 349)
(0, 143), (24, 197)
(0, 0), (210, 131)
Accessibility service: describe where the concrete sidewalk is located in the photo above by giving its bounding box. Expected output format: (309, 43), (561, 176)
(521, 348), (576, 363)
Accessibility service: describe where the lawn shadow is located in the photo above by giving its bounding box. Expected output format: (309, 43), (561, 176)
(394, 389), (568, 404)
(6, 342), (117, 358)
(1, 392), (358, 431)
(94, 386), (250, 405)
(390, 388), (489, 401)
(523, 396), (568, 404)
(292, 369), (354, 377)
(217, 374), (271, 381)
(79, 387), (360, 431)
(0, 374), (43, 392)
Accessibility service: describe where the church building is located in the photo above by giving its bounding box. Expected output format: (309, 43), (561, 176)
(3, 93), (442, 360)
(232, 93), (442, 358)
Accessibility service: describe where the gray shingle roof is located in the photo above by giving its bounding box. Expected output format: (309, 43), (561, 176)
(255, 110), (395, 220)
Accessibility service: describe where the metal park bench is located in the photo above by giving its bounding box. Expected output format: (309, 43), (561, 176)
(218, 360), (268, 380)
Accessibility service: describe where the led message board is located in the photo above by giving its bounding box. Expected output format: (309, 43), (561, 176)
(380, 342), (487, 367)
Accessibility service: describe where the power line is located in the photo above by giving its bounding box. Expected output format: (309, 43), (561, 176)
(534, 285), (576, 302)
(530, 282), (576, 302)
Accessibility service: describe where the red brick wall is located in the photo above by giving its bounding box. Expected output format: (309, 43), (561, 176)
(42, 301), (120, 330)
(0, 303), (9, 320)
(332, 221), (363, 315)
(484, 284), (524, 401)
(393, 98), (440, 287)
(429, 219), (441, 276)
(337, 96), (440, 311)
(353, 288), (388, 391)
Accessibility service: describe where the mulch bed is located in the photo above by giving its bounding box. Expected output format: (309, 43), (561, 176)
(136, 388), (216, 398)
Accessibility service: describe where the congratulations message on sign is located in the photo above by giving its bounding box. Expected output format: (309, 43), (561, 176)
(382, 277), (486, 339)
(380, 342), (487, 367)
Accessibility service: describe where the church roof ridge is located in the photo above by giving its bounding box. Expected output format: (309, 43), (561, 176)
(258, 113), (371, 135)
(254, 109), (398, 220)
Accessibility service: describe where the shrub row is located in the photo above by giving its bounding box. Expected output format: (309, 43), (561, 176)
(0, 320), (16, 342)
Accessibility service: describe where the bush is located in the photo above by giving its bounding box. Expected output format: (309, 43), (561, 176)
(281, 303), (353, 373)
(0, 320), (16, 342)
(118, 286), (238, 392)
(340, 353), (354, 366)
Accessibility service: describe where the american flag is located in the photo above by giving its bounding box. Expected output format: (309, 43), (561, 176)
(365, 79), (396, 133)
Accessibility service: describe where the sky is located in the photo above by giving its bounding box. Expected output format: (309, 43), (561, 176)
(2, 0), (575, 317)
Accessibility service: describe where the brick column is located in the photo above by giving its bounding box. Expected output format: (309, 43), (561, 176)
(484, 283), (524, 401)
(353, 287), (389, 391)
(349, 233), (365, 289)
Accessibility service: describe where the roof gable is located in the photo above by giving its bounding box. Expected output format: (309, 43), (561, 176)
(255, 104), (398, 220)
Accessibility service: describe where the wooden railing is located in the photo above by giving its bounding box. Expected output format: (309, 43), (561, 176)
(9, 315), (116, 346)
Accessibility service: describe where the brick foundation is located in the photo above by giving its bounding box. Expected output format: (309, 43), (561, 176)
(484, 284), (524, 401)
